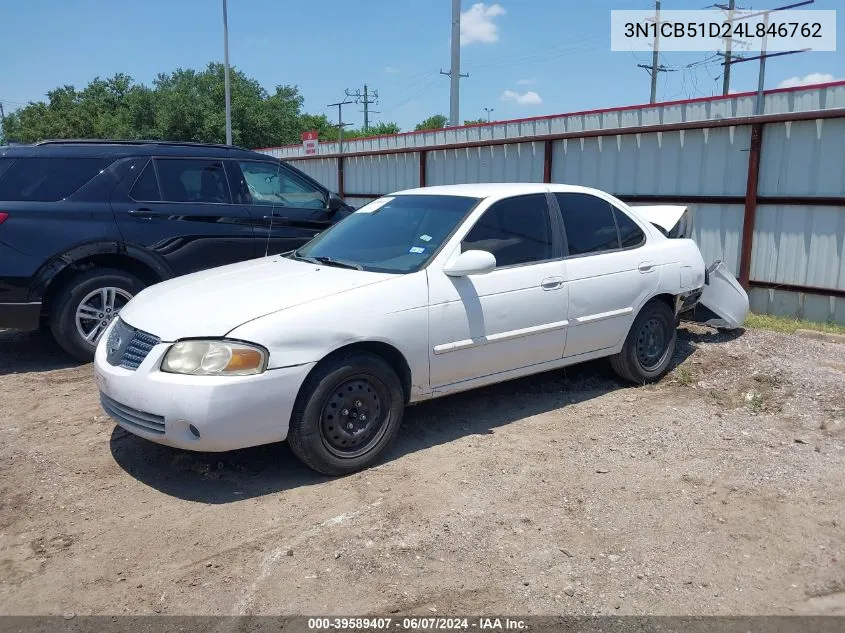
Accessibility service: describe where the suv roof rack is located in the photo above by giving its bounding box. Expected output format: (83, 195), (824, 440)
(33, 139), (253, 152)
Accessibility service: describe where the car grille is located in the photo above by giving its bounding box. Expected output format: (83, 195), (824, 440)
(105, 318), (161, 370)
(100, 393), (165, 435)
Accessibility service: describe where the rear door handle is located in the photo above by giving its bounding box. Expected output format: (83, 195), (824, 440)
(541, 276), (564, 290)
(638, 261), (656, 273)
(128, 208), (155, 220)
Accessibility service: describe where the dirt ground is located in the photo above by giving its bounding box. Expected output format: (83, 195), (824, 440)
(0, 324), (844, 616)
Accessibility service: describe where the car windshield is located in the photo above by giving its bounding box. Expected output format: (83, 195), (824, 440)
(292, 194), (480, 274)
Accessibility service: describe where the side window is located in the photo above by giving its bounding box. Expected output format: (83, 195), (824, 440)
(154, 159), (231, 204)
(614, 207), (645, 248)
(129, 161), (161, 201)
(554, 193), (620, 256)
(0, 157), (113, 202)
(238, 161), (326, 209)
(461, 194), (553, 268)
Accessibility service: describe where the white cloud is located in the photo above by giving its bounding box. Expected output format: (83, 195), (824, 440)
(501, 89), (542, 105)
(776, 72), (838, 89)
(516, 78), (536, 85)
(384, 66), (401, 74)
(461, 3), (506, 46)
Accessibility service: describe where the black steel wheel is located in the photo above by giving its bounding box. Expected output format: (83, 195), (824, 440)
(610, 299), (677, 384)
(320, 375), (391, 458)
(287, 351), (405, 476)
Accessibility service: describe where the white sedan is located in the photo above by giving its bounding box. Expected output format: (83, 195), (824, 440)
(93, 183), (747, 475)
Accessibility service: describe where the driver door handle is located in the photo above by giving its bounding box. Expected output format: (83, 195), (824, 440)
(127, 208), (155, 220)
(541, 276), (564, 290)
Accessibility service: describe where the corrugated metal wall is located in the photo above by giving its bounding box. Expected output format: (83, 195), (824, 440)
(264, 82), (845, 160)
(262, 82), (845, 324)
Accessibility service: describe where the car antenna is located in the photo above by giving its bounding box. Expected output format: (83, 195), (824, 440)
(264, 160), (282, 258)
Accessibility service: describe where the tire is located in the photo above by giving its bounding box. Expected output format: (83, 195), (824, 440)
(610, 299), (677, 385)
(49, 267), (145, 362)
(287, 351), (405, 476)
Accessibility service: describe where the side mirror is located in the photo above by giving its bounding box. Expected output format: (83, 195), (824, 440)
(443, 250), (497, 277)
(326, 192), (344, 212)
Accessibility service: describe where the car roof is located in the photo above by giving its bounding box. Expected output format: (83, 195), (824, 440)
(390, 183), (615, 199)
(0, 140), (279, 161)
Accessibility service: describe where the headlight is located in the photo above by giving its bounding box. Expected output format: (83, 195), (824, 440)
(161, 340), (268, 376)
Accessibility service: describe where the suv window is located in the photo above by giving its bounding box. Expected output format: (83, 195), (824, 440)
(129, 161), (161, 201)
(462, 194), (553, 267)
(554, 192), (621, 256)
(154, 158), (231, 204)
(237, 161), (326, 209)
(0, 157), (113, 202)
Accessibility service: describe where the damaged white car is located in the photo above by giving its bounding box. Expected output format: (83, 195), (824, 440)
(93, 184), (748, 475)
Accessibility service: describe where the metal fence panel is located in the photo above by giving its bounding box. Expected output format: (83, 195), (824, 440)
(344, 152), (419, 195)
(426, 143), (544, 186)
(291, 157), (338, 192)
(749, 288), (845, 324)
(758, 118), (845, 196)
(551, 127), (750, 196)
(751, 204), (845, 291)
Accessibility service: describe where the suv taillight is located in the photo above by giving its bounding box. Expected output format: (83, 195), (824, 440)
(0, 212), (8, 225)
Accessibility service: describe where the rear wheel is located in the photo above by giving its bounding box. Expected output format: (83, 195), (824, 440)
(610, 300), (677, 384)
(49, 267), (144, 362)
(287, 352), (405, 476)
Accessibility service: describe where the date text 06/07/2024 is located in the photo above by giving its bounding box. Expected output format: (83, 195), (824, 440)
(306, 617), (528, 630)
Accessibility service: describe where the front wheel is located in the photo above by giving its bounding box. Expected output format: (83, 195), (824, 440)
(49, 268), (144, 362)
(610, 300), (677, 384)
(287, 352), (405, 476)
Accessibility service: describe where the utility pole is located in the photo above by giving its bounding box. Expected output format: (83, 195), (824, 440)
(222, 0), (232, 145)
(483, 107), (494, 122)
(327, 100), (352, 152)
(0, 102), (6, 145)
(718, 0), (814, 113)
(345, 85), (380, 132)
(719, 0), (737, 95)
(637, 1), (672, 103)
(440, 0), (468, 126)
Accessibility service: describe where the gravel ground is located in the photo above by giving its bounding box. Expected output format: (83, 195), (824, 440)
(0, 324), (843, 616)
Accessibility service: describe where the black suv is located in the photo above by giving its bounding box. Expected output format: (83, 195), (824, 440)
(0, 140), (352, 361)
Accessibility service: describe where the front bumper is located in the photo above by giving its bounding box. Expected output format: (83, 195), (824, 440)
(93, 332), (316, 452)
(0, 302), (41, 330)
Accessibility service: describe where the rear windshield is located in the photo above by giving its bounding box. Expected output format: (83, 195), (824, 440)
(0, 157), (114, 202)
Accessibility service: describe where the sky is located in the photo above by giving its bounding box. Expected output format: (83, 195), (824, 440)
(0, 0), (843, 134)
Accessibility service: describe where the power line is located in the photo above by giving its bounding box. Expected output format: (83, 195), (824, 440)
(637, 1), (676, 103)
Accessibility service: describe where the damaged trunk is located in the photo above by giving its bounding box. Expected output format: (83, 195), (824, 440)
(631, 204), (749, 329)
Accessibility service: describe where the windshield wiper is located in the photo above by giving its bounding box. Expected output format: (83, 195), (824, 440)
(290, 251), (363, 270)
(313, 256), (363, 270)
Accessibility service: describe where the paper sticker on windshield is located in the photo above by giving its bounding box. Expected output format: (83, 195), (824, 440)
(409, 246), (425, 254)
(419, 234), (432, 242)
(355, 197), (394, 214)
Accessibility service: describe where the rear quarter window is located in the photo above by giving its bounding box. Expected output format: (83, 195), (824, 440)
(0, 157), (114, 202)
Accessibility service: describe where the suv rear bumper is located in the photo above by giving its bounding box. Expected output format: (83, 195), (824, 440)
(0, 302), (42, 330)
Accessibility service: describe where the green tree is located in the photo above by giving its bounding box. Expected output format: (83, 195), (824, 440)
(463, 118), (486, 125)
(414, 114), (448, 131)
(1, 63), (313, 149)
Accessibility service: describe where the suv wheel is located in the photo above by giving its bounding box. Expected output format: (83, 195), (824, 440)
(50, 268), (145, 362)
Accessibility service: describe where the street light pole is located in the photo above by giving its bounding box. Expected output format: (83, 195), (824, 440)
(222, 0), (233, 145)
(484, 107), (494, 122)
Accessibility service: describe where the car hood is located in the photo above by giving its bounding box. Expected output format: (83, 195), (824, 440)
(118, 256), (393, 341)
